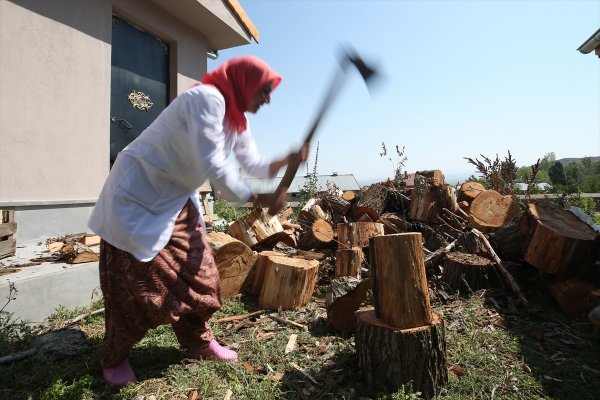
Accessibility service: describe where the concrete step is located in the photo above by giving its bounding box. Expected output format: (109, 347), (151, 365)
(0, 243), (101, 324)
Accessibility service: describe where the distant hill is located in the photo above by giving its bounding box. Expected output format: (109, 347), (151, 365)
(557, 156), (600, 164)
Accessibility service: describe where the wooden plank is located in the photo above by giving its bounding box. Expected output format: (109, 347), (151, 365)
(0, 238), (16, 259)
(0, 222), (17, 237)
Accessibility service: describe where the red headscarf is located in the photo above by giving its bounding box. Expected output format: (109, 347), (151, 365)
(202, 56), (282, 133)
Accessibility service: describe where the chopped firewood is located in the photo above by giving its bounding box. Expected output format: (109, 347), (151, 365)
(59, 243), (99, 264)
(337, 222), (384, 249)
(259, 257), (319, 310)
(457, 181), (485, 204)
(335, 247), (364, 278)
(342, 190), (357, 202)
(47, 241), (65, 253)
(277, 207), (294, 224)
(326, 277), (372, 332)
(320, 193), (351, 216)
(410, 181), (454, 224)
(243, 251), (283, 296)
(297, 218), (334, 250)
(206, 232), (258, 300)
(79, 234), (101, 247)
(284, 333), (298, 354)
(228, 209), (292, 248)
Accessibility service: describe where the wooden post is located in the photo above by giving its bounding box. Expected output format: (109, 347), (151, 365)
(370, 233), (432, 328)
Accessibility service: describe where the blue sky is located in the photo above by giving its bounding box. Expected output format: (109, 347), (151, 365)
(209, 0), (600, 184)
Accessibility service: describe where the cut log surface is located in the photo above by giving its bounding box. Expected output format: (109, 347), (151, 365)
(206, 232), (258, 300)
(355, 308), (447, 399)
(326, 277), (371, 332)
(228, 209), (289, 248)
(469, 190), (520, 232)
(342, 190), (357, 202)
(521, 202), (599, 277)
(259, 257), (319, 310)
(60, 244), (99, 264)
(370, 233), (433, 328)
(337, 222), (384, 249)
(335, 247), (364, 278)
(298, 218), (334, 250)
(457, 181), (485, 204)
(441, 251), (498, 294)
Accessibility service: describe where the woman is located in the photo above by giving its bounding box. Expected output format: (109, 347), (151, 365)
(89, 56), (307, 387)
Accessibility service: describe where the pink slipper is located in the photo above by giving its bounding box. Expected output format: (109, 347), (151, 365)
(187, 339), (238, 362)
(102, 358), (137, 387)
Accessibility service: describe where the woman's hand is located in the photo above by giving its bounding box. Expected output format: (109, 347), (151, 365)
(251, 189), (287, 215)
(268, 142), (311, 177)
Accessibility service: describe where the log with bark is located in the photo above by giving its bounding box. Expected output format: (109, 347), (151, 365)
(441, 251), (498, 294)
(337, 222), (384, 250)
(297, 218), (334, 250)
(355, 308), (447, 399)
(325, 277), (371, 332)
(377, 213), (408, 235)
(468, 190), (520, 233)
(520, 202), (599, 278)
(545, 277), (600, 318)
(488, 219), (525, 261)
(335, 246), (364, 278)
(353, 183), (410, 220)
(258, 257), (319, 310)
(320, 193), (351, 216)
(243, 251), (282, 296)
(409, 181), (453, 224)
(369, 233), (433, 328)
(59, 243), (99, 264)
(457, 181), (485, 204)
(416, 169), (445, 186)
(206, 232), (259, 300)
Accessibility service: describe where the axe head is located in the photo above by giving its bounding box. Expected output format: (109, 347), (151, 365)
(340, 45), (379, 87)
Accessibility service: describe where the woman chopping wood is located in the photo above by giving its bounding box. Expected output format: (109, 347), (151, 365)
(89, 56), (308, 387)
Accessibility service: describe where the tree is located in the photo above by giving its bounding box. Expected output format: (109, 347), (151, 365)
(564, 162), (582, 186)
(548, 161), (566, 186)
(539, 152), (556, 172)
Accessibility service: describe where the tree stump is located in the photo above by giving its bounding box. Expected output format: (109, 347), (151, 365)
(370, 233), (433, 328)
(468, 190), (520, 233)
(297, 218), (334, 250)
(457, 181), (485, 204)
(326, 277), (372, 333)
(335, 247), (364, 278)
(441, 251), (498, 294)
(520, 202), (599, 277)
(488, 219), (525, 261)
(206, 232), (259, 300)
(242, 250), (282, 296)
(259, 257), (319, 310)
(337, 222), (384, 250)
(355, 308), (447, 399)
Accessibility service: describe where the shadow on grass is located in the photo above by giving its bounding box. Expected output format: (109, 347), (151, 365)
(0, 341), (184, 400)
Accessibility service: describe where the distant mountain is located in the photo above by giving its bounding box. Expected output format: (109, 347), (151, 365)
(557, 156), (600, 164)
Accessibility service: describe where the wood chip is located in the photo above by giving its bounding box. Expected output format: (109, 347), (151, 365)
(284, 334), (297, 354)
(223, 388), (233, 400)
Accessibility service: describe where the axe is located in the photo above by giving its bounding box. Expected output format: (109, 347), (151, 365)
(268, 47), (379, 215)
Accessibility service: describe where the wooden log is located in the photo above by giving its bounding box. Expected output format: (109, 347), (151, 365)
(59, 243), (99, 264)
(457, 181), (485, 204)
(0, 210), (16, 259)
(441, 251), (498, 294)
(335, 247), (364, 278)
(415, 169), (445, 186)
(297, 218), (334, 250)
(259, 257), (319, 310)
(546, 278), (600, 318)
(488, 219), (525, 261)
(520, 202), (599, 278)
(276, 207), (294, 224)
(377, 213), (408, 235)
(243, 251), (282, 296)
(370, 233), (433, 328)
(342, 190), (357, 203)
(455, 230), (488, 256)
(298, 201), (327, 223)
(227, 209), (288, 248)
(320, 193), (351, 216)
(410, 182), (453, 224)
(468, 190), (520, 233)
(337, 222), (384, 250)
(79, 234), (101, 247)
(355, 308), (447, 399)
(325, 277), (372, 333)
(206, 232), (258, 300)
(355, 183), (389, 219)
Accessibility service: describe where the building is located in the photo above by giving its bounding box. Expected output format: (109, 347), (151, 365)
(577, 27), (600, 57)
(0, 0), (258, 245)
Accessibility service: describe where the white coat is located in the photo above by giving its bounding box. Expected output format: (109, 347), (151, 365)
(89, 84), (271, 261)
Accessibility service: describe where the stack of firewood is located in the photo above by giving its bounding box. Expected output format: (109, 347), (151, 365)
(206, 169), (600, 329)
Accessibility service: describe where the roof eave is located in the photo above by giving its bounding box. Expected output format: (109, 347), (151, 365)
(577, 27), (600, 54)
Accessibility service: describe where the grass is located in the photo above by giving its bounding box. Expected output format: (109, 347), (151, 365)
(1, 266), (599, 399)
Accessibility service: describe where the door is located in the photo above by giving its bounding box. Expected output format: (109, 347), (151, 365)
(110, 16), (169, 165)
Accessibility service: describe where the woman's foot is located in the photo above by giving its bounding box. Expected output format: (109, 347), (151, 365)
(102, 358), (137, 387)
(187, 339), (238, 362)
